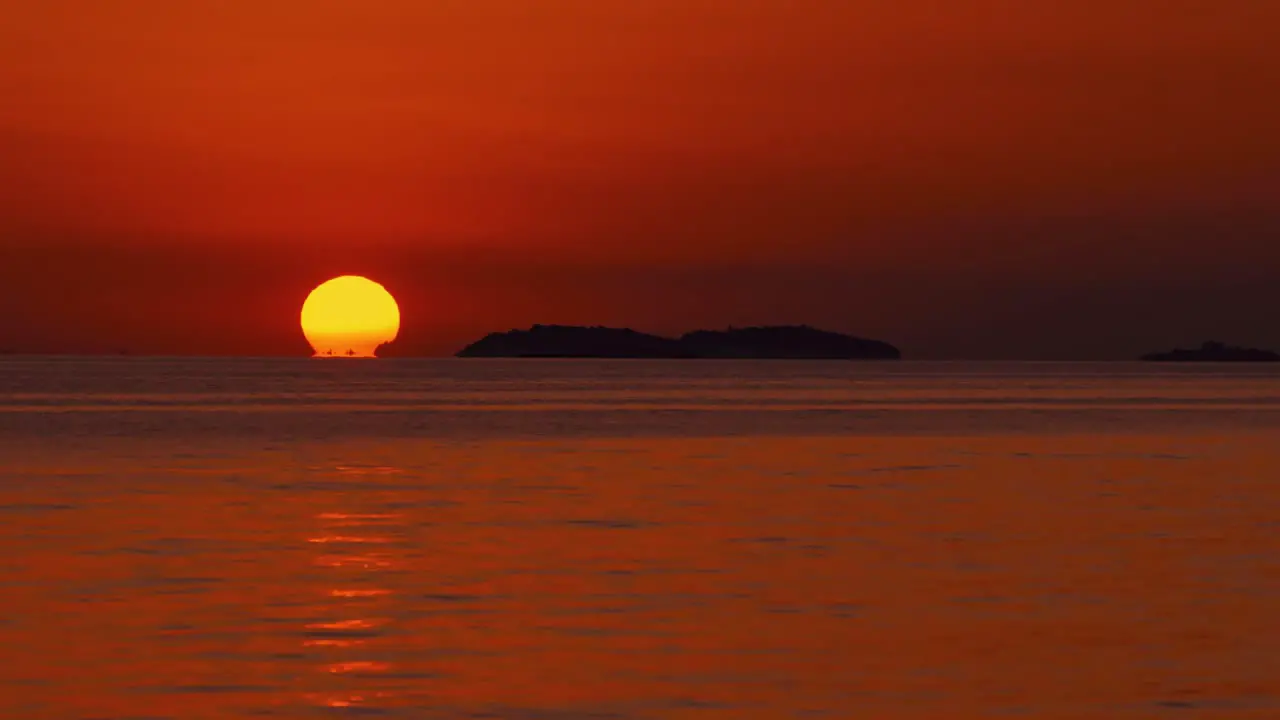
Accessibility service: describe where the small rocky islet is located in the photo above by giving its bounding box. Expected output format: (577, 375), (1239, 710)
(456, 324), (901, 359)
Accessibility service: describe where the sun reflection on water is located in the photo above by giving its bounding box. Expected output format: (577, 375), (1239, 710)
(301, 465), (407, 713)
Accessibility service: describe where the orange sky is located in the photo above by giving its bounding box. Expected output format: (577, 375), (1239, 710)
(2, 2), (1278, 357)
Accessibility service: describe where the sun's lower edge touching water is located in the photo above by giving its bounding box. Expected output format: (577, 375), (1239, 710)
(300, 276), (400, 357)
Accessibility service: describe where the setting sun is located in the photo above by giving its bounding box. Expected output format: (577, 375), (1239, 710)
(301, 276), (400, 357)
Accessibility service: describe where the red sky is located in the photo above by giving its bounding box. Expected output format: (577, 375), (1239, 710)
(2, 1), (1278, 358)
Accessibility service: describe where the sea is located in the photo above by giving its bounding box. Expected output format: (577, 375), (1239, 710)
(1, 358), (1278, 719)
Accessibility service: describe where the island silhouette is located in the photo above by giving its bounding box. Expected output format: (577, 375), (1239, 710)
(1141, 341), (1280, 362)
(456, 324), (901, 359)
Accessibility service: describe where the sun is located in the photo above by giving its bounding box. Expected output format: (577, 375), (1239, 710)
(301, 276), (400, 357)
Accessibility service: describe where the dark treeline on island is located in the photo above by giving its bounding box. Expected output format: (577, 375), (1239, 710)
(1140, 341), (1280, 362)
(456, 324), (902, 360)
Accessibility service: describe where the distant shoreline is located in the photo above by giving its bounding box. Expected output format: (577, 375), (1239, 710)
(1140, 341), (1280, 363)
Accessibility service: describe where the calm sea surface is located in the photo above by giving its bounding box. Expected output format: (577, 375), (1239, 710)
(2, 359), (1279, 719)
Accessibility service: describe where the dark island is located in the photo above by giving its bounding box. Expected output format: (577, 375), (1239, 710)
(457, 324), (901, 359)
(1141, 341), (1280, 362)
